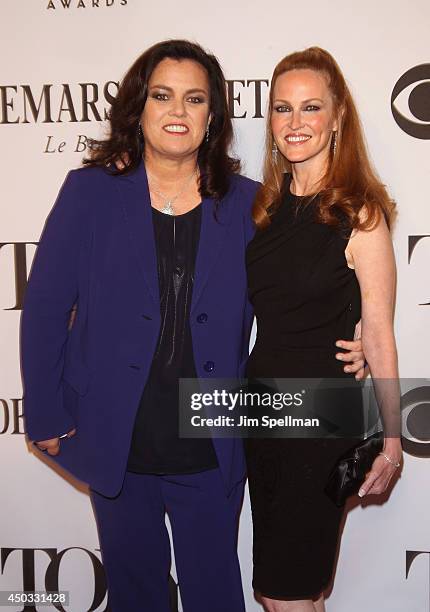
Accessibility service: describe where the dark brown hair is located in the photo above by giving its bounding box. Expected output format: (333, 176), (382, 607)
(84, 39), (239, 200)
(253, 46), (395, 231)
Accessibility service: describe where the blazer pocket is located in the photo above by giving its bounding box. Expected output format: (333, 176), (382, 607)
(62, 360), (91, 396)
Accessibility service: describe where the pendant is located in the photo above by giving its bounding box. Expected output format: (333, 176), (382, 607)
(160, 200), (175, 215)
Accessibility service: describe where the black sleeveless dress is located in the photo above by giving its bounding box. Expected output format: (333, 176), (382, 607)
(245, 178), (363, 600)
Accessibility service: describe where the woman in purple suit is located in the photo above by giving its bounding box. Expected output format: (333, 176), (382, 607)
(21, 40), (364, 612)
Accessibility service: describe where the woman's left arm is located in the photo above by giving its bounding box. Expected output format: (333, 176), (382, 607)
(347, 212), (402, 497)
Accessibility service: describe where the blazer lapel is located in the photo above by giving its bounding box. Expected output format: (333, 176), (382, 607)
(191, 195), (231, 313)
(115, 161), (160, 306)
(116, 160), (232, 312)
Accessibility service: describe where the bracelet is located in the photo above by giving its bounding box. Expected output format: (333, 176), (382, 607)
(379, 452), (401, 468)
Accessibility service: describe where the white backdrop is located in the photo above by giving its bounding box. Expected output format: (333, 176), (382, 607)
(1, 1), (429, 610)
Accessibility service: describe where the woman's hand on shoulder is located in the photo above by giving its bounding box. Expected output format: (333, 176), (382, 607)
(112, 153), (130, 171)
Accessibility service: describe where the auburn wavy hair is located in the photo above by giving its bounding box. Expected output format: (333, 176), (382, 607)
(84, 39), (239, 200)
(253, 47), (395, 231)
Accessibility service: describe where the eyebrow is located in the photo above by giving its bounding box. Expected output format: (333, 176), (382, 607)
(149, 84), (209, 95)
(273, 97), (324, 104)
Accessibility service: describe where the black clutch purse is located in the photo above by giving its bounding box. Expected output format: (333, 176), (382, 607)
(324, 432), (384, 507)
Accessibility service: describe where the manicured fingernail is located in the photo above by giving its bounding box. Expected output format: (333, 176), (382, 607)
(336, 353), (344, 360)
(344, 366), (351, 372)
(358, 488), (365, 497)
(335, 341), (343, 347)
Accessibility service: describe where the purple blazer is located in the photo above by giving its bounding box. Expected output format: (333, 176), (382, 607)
(21, 161), (258, 497)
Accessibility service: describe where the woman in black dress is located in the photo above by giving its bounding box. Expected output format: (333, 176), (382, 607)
(245, 47), (402, 612)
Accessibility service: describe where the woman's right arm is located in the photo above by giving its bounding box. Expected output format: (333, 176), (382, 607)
(21, 170), (86, 444)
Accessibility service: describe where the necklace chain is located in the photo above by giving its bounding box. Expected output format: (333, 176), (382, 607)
(147, 168), (198, 216)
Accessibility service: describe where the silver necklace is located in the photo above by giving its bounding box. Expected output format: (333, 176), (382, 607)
(148, 168), (198, 216)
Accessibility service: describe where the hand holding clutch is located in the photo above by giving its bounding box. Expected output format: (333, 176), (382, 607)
(324, 432), (384, 507)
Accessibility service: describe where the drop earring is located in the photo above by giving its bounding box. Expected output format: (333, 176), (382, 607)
(137, 123), (143, 140)
(206, 125), (210, 143)
(272, 140), (278, 163)
(332, 131), (337, 155)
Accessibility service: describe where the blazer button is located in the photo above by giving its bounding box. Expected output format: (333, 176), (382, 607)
(204, 361), (215, 372)
(197, 313), (208, 323)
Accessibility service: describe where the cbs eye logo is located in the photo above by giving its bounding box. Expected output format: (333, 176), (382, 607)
(391, 64), (430, 139)
(402, 386), (430, 457)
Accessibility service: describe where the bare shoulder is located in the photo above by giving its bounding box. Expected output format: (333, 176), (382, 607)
(347, 205), (393, 263)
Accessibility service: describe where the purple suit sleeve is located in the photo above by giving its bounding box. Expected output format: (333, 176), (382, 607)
(21, 170), (86, 442)
(238, 179), (259, 377)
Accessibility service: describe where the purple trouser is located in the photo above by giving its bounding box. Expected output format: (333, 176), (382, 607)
(90, 468), (246, 612)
